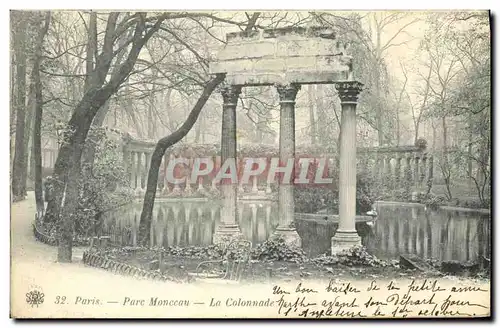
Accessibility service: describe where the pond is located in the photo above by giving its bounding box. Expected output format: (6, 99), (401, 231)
(101, 199), (491, 264)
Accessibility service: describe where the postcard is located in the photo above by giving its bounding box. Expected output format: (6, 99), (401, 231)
(10, 10), (491, 319)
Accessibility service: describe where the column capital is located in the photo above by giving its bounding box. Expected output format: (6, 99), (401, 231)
(335, 81), (364, 104)
(275, 83), (301, 103)
(221, 85), (241, 106)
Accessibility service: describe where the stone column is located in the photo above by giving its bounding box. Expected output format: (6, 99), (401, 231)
(273, 83), (301, 247)
(331, 81), (363, 254)
(213, 85), (242, 245)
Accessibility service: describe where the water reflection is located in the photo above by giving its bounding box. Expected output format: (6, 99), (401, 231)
(101, 200), (490, 263)
(101, 201), (280, 248)
(366, 204), (491, 263)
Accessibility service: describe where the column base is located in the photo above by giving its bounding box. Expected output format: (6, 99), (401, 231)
(273, 228), (302, 248)
(331, 230), (361, 255)
(213, 225), (243, 246)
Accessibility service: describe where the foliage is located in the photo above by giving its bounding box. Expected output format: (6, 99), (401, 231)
(163, 245), (223, 259)
(294, 171), (375, 215)
(73, 127), (134, 236)
(311, 245), (391, 267)
(421, 192), (447, 208)
(252, 235), (306, 263)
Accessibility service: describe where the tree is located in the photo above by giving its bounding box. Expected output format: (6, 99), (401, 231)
(312, 12), (419, 146)
(43, 12), (169, 262)
(138, 12), (261, 243)
(32, 12), (51, 218)
(11, 13), (29, 201)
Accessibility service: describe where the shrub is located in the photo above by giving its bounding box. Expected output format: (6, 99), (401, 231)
(253, 235), (306, 263)
(75, 127), (134, 237)
(312, 245), (390, 267)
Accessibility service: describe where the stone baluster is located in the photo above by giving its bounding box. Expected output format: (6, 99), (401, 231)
(165, 206), (174, 246)
(238, 205), (244, 230)
(213, 85), (242, 245)
(122, 149), (131, 185)
(421, 153), (428, 186)
(383, 155), (391, 176)
(384, 155), (392, 188)
(388, 216), (395, 255)
(184, 157), (193, 195)
(265, 205), (271, 228)
(171, 154), (181, 195)
(131, 213), (138, 246)
(197, 160), (205, 192)
(252, 172), (259, 193)
(273, 83), (302, 247)
(185, 203), (193, 244)
(210, 207), (218, 227)
(135, 152), (142, 195)
(266, 157), (272, 193)
(394, 155), (402, 188)
(196, 207), (203, 242)
(427, 154), (434, 192)
(372, 153), (379, 181)
(404, 153), (412, 188)
(250, 203), (258, 241)
(171, 204), (182, 245)
(258, 206), (267, 240)
(238, 156), (245, 194)
(414, 153), (420, 188)
(211, 155), (220, 192)
(331, 81), (363, 254)
(162, 153), (170, 195)
(377, 155), (384, 182)
(143, 151), (151, 192)
(130, 151), (137, 189)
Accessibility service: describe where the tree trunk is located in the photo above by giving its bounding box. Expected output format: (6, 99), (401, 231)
(43, 13), (167, 262)
(12, 18), (28, 201)
(441, 115), (453, 200)
(467, 124), (473, 188)
(395, 105), (400, 146)
(81, 100), (110, 176)
(33, 12), (51, 218)
(138, 73), (225, 243)
(374, 68), (384, 146)
(81, 20), (130, 175)
(22, 79), (36, 192)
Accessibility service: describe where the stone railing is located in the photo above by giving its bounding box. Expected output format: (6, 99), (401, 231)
(41, 136), (434, 198)
(358, 141), (434, 193)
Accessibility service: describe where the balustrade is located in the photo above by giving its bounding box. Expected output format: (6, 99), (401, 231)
(38, 136), (434, 198)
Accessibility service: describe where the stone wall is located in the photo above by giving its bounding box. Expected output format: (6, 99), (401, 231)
(209, 26), (353, 86)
